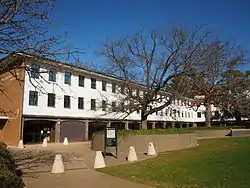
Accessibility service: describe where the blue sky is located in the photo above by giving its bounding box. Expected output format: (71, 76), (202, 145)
(49, 0), (250, 70)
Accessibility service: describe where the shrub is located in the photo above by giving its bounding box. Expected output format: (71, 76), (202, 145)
(0, 141), (24, 188)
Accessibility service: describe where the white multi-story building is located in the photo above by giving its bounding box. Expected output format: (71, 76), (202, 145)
(0, 53), (206, 145)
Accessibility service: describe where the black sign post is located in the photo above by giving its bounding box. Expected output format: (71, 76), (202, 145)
(104, 127), (118, 158)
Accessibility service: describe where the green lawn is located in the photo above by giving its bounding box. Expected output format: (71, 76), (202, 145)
(99, 137), (250, 188)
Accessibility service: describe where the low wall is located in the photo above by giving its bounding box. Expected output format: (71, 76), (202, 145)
(91, 133), (197, 153)
(195, 130), (229, 138)
(232, 129), (250, 136)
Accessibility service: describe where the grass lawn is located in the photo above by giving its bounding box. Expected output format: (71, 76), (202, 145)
(98, 137), (250, 188)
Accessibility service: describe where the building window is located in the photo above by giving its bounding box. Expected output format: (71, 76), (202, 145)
(47, 93), (55, 107)
(137, 109), (140, 114)
(197, 112), (202, 118)
(102, 81), (107, 91)
(160, 110), (163, 116)
(29, 91), (38, 106)
(49, 69), (56, 82)
(65, 72), (71, 85)
(64, 95), (70, 108)
(112, 83), (116, 93)
(165, 108), (168, 116)
(79, 75), (85, 87)
(78, 97), (84, 109)
(102, 100), (106, 111)
(182, 111), (184, 117)
(91, 99), (96, 110)
(188, 112), (190, 118)
(31, 64), (40, 78)
(177, 110), (180, 117)
(185, 111), (187, 118)
(112, 101), (116, 112)
(91, 78), (96, 89)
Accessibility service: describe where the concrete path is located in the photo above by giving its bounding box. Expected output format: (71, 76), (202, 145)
(11, 142), (154, 188)
(23, 169), (153, 188)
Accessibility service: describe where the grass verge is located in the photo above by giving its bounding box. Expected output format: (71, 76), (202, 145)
(98, 137), (250, 188)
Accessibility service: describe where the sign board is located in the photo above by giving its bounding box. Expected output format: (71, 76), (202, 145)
(104, 127), (118, 158)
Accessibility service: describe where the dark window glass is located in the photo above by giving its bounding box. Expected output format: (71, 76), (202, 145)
(65, 72), (71, 85)
(78, 97), (84, 109)
(47, 93), (55, 107)
(112, 83), (116, 93)
(64, 95), (70, 108)
(31, 64), (40, 78)
(91, 78), (96, 89)
(49, 69), (56, 82)
(102, 100), (106, 111)
(79, 75), (85, 87)
(197, 112), (202, 118)
(137, 109), (140, 114)
(29, 91), (38, 106)
(91, 99), (96, 110)
(102, 81), (107, 91)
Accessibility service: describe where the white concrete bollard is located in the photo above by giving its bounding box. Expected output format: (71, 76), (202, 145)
(63, 137), (68, 145)
(127, 146), (138, 162)
(51, 154), (64, 174)
(42, 138), (47, 147)
(17, 140), (24, 149)
(147, 142), (156, 156)
(94, 151), (106, 169)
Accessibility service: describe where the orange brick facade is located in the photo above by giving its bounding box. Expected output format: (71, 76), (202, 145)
(0, 64), (25, 146)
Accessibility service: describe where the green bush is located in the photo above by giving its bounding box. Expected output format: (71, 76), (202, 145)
(0, 141), (24, 188)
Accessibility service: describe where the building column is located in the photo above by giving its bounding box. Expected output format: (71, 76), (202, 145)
(124, 121), (129, 130)
(84, 120), (89, 141)
(171, 122), (175, 128)
(55, 119), (61, 143)
(192, 122), (197, 128)
(180, 123), (183, 128)
(163, 122), (167, 129)
(152, 122), (156, 129)
(20, 117), (25, 140)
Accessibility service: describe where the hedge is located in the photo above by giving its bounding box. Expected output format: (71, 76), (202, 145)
(0, 141), (24, 188)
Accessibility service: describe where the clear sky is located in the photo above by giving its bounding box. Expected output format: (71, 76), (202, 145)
(49, 0), (250, 70)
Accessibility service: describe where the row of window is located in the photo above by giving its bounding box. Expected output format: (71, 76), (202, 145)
(29, 91), (114, 111)
(29, 91), (202, 118)
(30, 64), (118, 92)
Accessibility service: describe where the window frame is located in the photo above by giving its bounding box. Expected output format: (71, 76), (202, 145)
(64, 95), (71, 108)
(91, 99), (96, 110)
(78, 97), (84, 109)
(49, 69), (56, 82)
(30, 64), (40, 79)
(78, 75), (85, 87)
(64, 72), (71, 85)
(102, 100), (106, 111)
(91, 78), (96, 89)
(47, 93), (55, 107)
(102, 81), (107, 91)
(29, 91), (38, 106)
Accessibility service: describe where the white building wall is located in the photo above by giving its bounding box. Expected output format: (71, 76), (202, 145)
(22, 62), (206, 123)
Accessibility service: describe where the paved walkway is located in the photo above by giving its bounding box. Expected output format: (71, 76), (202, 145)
(23, 169), (152, 188)
(10, 142), (154, 188)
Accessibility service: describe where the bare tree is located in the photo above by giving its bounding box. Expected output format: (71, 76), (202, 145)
(0, 0), (83, 90)
(219, 70), (250, 123)
(98, 25), (224, 129)
(185, 41), (245, 127)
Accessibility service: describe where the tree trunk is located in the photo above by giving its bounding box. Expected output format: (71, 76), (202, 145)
(235, 110), (242, 125)
(141, 110), (148, 129)
(205, 103), (212, 127)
